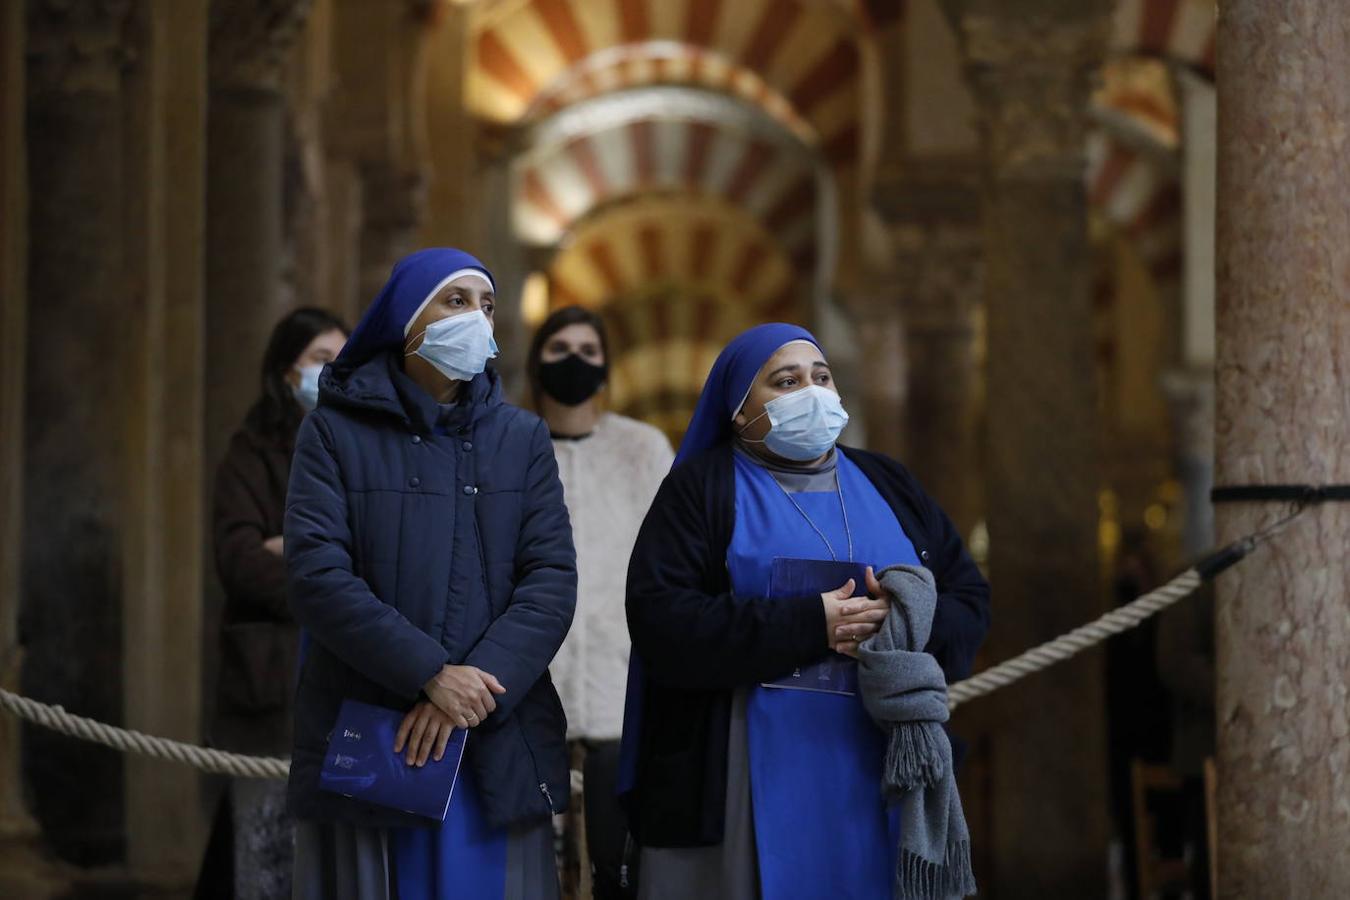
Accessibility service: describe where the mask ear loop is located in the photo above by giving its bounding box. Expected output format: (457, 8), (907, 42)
(403, 331), (427, 357)
(734, 406), (770, 443)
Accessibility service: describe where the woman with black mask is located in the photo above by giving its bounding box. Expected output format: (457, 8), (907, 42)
(526, 306), (672, 897)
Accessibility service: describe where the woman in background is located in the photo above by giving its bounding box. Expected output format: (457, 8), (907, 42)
(198, 307), (347, 900)
(526, 306), (672, 896)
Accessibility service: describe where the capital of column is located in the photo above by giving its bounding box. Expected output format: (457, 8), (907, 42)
(954, 14), (1110, 180)
(26, 0), (133, 96)
(209, 0), (315, 92)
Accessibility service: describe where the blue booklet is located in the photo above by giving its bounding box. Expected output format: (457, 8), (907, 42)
(319, 699), (467, 821)
(760, 557), (870, 696)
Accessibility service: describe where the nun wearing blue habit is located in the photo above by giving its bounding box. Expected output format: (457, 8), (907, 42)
(285, 248), (576, 899)
(619, 324), (990, 899)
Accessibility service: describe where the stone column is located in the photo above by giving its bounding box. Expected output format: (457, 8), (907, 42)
(875, 161), (984, 538)
(22, 0), (132, 865)
(1213, 2), (1350, 895)
(0, 0), (42, 866)
(205, 0), (313, 475)
(1162, 69), (1218, 560)
(120, 0), (210, 879)
(358, 162), (424, 305)
(418, 0), (480, 254)
(945, 2), (1113, 894)
(327, 0), (436, 308)
(202, 2), (311, 746)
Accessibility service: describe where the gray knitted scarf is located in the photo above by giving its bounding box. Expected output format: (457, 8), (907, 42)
(857, 565), (976, 900)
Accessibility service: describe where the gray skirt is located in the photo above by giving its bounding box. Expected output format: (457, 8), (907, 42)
(292, 816), (558, 900)
(638, 687), (759, 900)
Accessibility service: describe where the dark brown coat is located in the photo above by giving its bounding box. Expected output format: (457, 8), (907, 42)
(211, 422), (299, 755)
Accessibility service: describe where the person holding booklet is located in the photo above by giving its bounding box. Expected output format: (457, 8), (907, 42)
(619, 323), (991, 899)
(284, 248), (576, 899)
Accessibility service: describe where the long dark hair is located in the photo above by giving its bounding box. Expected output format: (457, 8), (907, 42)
(525, 305), (611, 406)
(245, 307), (349, 442)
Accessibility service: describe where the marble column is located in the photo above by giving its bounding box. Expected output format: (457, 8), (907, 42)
(326, 0), (432, 310)
(120, 0), (210, 879)
(22, 0), (132, 865)
(0, 0), (41, 865)
(202, 2), (311, 746)
(1213, 2), (1350, 895)
(875, 161), (984, 539)
(945, 2), (1113, 894)
(358, 161), (425, 306)
(418, 0), (479, 255)
(205, 0), (313, 477)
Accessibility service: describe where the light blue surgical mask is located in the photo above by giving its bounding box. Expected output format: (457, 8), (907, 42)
(407, 309), (499, 382)
(740, 385), (849, 461)
(293, 363), (323, 412)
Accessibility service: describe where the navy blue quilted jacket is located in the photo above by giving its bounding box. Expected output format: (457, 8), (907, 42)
(284, 351), (576, 829)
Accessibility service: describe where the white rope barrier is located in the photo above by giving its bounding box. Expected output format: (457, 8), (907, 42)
(0, 685), (289, 779)
(946, 567), (1203, 710)
(0, 560), (1219, 780)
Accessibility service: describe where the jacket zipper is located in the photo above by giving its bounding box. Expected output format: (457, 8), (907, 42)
(619, 832), (635, 888)
(517, 722), (555, 815)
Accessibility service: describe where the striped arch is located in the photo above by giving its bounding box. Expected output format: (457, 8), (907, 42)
(1087, 132), (1183, 284)
(469, 0), (868, 167)
(513, 102), (819, 272)
(1110, 0), (1217, 76)
(1090, 0), (1216, 291)
(527, 44), (815, 144)
(541, 194), (806, 436)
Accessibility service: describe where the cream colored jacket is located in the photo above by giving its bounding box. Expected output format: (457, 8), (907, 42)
(549, 413), (673, 740)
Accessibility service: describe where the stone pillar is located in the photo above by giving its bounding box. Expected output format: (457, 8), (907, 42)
(22, 0), (132, 865)
(120, 0), (209, 879)
(202, 2), (311, 747)
(1163, 70), (1219, 560)
(1213, 2), (1350, 895)
(875, 161), (984, 538)
(945, 2), (1113, 894)
(0, 0), (41, 864)
(205, 0), (313, 476)
(327, 0), (435, 307)
(848, 296), (907, 461)
(358, 162), (424, 304)
(418, 0), (480, 254)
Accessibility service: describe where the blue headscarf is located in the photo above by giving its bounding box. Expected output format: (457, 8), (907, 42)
(673, 322), (822, 467)
(338, 247), (495, 366)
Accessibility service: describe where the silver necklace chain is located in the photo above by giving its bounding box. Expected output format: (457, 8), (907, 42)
(777, 468), (854, 562)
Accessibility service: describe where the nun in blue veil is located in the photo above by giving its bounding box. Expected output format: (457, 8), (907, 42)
(618, 323), (990, 898)
(284, 248), (576, 899)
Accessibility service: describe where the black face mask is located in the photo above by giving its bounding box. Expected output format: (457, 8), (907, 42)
(538, 354), (608, 406)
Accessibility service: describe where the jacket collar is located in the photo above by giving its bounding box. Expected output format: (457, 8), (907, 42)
(318, 351), (503, 434)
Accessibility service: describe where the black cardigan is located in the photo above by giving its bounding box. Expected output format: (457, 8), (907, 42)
(624, 442), (991, 847)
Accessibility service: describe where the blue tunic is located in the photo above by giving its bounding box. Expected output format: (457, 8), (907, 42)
(727, 451), (920, 900)
(389, 766), (508, 899)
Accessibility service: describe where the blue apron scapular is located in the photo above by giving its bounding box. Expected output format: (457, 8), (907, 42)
(728, 451), (920, 900)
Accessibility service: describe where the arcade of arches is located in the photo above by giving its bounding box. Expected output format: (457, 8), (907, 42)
(1, 0), (1346, 896)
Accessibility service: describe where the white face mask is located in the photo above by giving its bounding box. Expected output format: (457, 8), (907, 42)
(739, 385), (849, 461)
(292, 363), (323, 412)
(407, 309), (499, 382)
